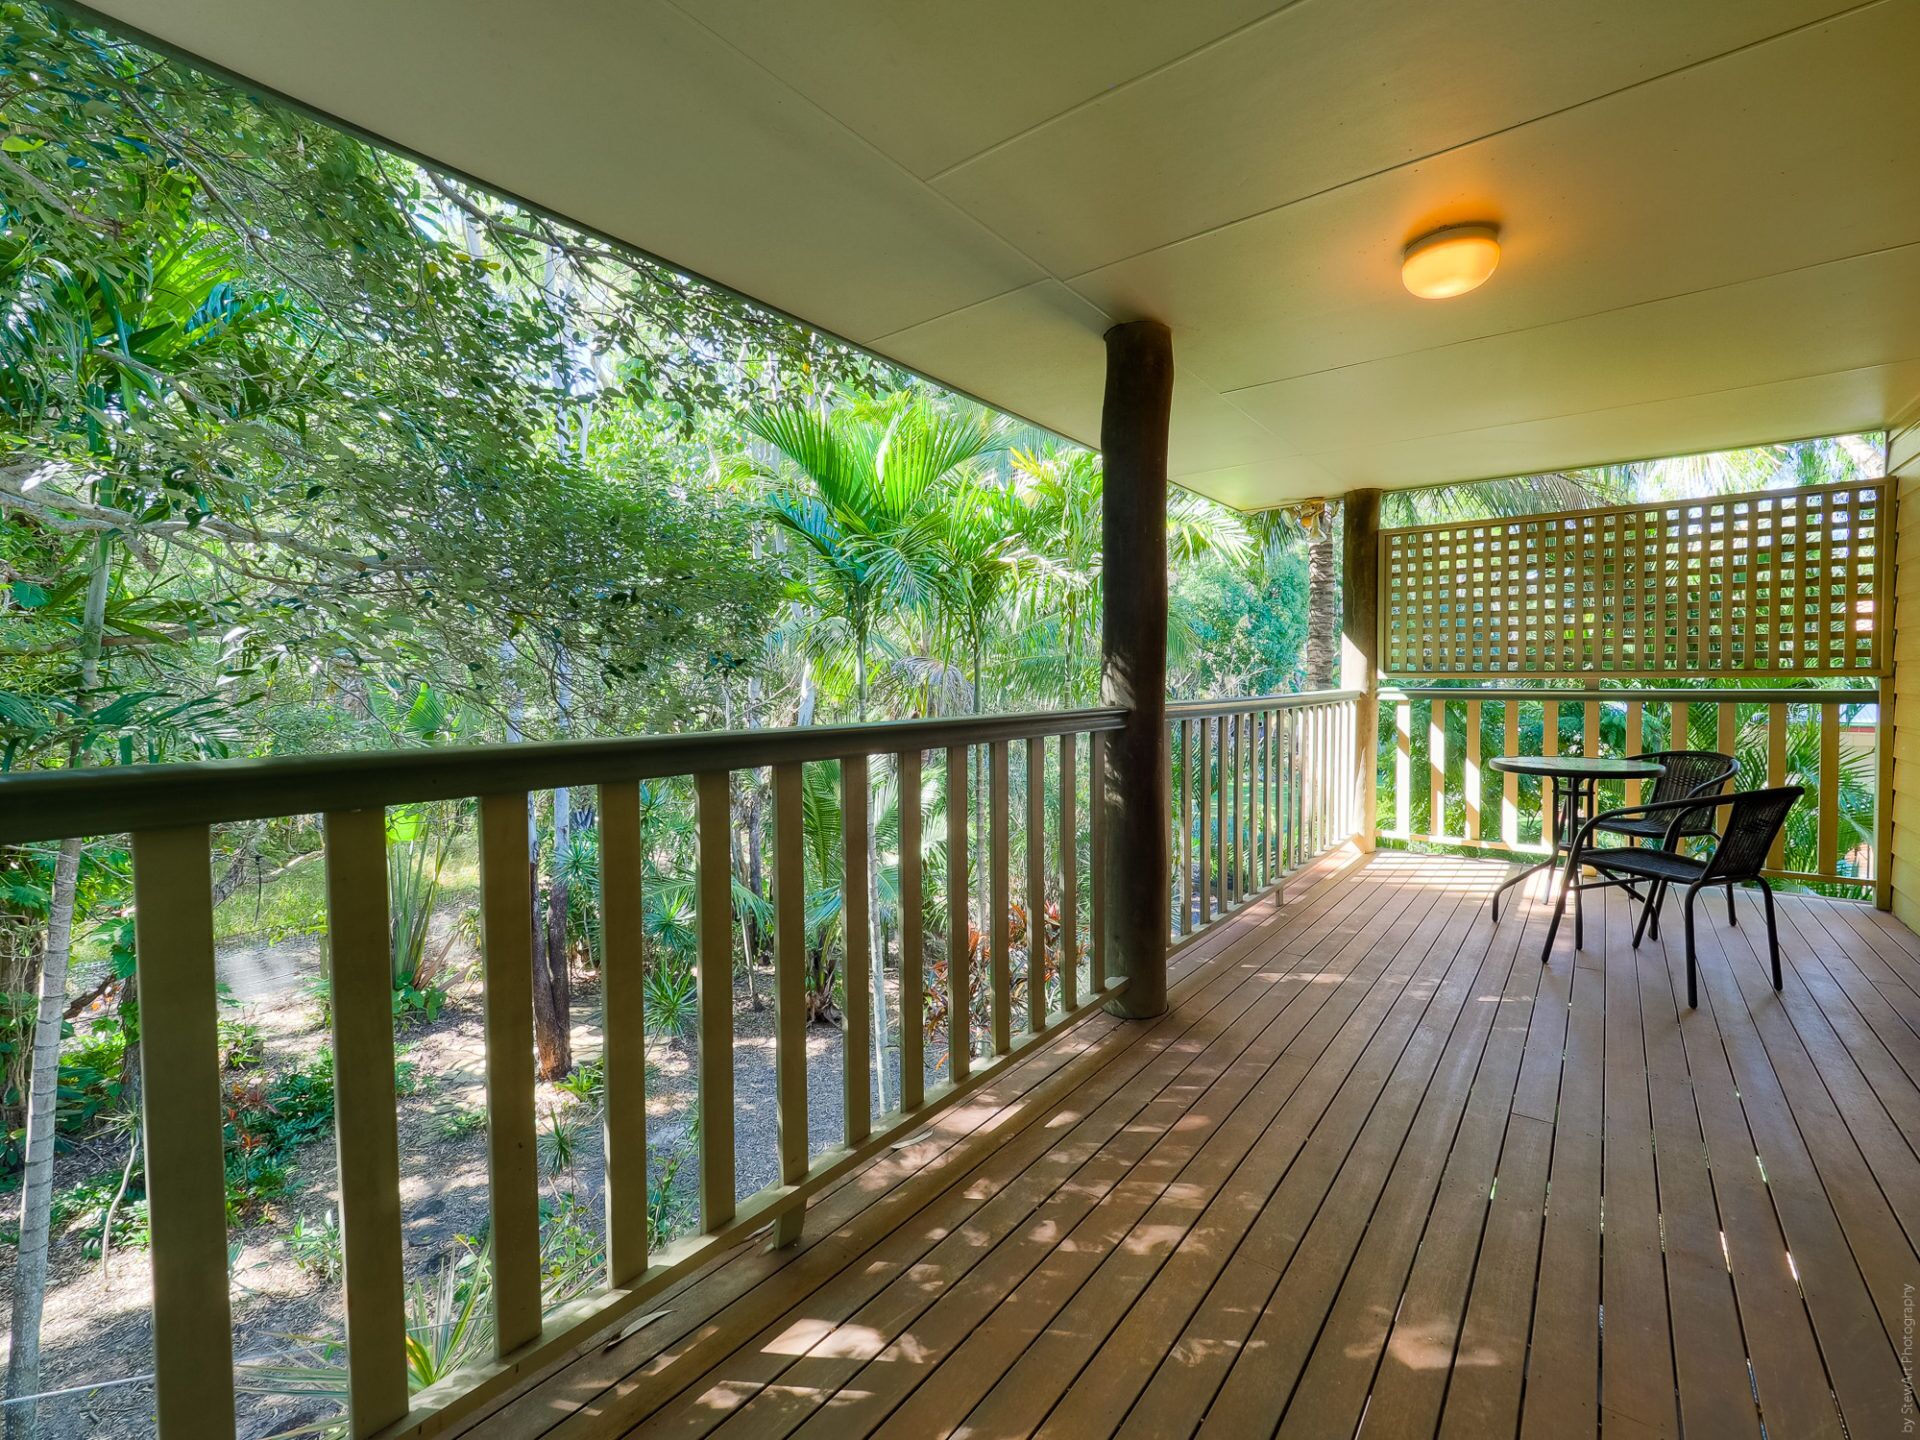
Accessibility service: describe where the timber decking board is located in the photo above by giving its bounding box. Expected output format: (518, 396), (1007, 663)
(461, 853), (1920, 1440)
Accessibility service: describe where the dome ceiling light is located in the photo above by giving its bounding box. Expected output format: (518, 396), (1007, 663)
(1401, 223), (1501, 299)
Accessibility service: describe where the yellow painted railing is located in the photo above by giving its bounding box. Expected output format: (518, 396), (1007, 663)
(1375, 686), (1882, 894)
(1168, 690), (1362, 940)
(0, 708), (1125, 1440)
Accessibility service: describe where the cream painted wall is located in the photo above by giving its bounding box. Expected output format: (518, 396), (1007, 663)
(1887, 420), (1920, 922)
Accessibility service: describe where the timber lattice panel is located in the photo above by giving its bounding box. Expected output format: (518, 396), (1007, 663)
(1381, 480), (1888, 676)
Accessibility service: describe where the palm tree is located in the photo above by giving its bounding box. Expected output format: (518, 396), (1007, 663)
(748, 397), (1006, 719)
(748, 395), (1006, 1109)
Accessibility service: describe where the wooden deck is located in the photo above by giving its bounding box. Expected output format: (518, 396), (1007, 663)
(469, 850), (1920, 1440)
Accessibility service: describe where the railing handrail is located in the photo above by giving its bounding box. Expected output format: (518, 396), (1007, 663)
(1166, 688), (1362, 718)
(1381, 684), (1877, 705)
(0, 706), (1126, 843)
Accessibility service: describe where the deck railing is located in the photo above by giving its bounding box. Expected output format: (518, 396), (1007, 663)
(0, 707), (1132, 1440)
(1167, 690), (1361, 940)
(1376, 685), (1882, 893)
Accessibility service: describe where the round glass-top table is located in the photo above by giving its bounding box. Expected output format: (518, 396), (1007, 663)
(1488, 754), (1665, 918)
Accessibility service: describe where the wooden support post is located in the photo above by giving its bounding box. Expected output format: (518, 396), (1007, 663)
(1100, 319), (1172, 1018)
(839, 757), (871, 1147)
(478, 794), (541, 1356)
(898, 750), (925, 1107)
(1819, 703), (1841, 878)
(693, 773), (736, 1230)
(989, 740), (1011, 1052)
(323, 809), (409, 1436)
(1874, 686), (1894, 910)
(1088, 731), (1107, 991)
(1393, 700), (1411, 838)
(132, 826), (236, 1440)
(1178, 720), (1193, 934)
(1196, 719), (1211, 923)
(1026, 735), (1047, 1029)
(1058, 735), (1078, 1009)
(598, 782), (648, 1287)
(1767, 703), (1790, 873)
(1501, 699), (1520, 848)
(1464, 699), (1482, 843)
(945, 746), (971, 1078)
(1429, 701), (1447, 840)
(1342, 488), (1381, 850)
(771, 762), (808, 1246)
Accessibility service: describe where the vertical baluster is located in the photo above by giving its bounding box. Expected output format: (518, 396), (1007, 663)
(1262, 710), (1275, 887)
(1583, 699), (1600, 756)
(898, 750), (925, 1111)
(1394, 700), (1412, 838)
(322, 810), (409, 1437)
(840, 756), (871, 1146)
(1283, 707), (1296, 870)
(1289, 707), (1303, 868)
(1026, 735), (1048, 1031)
(945, 746), (971, 1080)
(1227, 713), (1240, 906)
(1196, 718), (1211, 924)
(989, 740), (1012, 1054)
(1089, 731), (1108, 992)
(478, 793), (541, 1354)
(1539, 700), (1559, 845)
(1178, 720), (1194, 935)
(598, 782), (647, 1288)
(1307, 706), (1319, 857)
(1502, 699), (1520, 848)
(1464, 700), (1482, 844)
(1625, 701), (1645, 805)
(693, 773), (736, 1230)
(1059, 735), (1079, 1010)
(132, 826), (236, 1440)
(1309, 707), (1319, 856)
(1335, 702), (1347, 842)
(1318, 705), (1329, 854)
(771, 762), (808, 1246)
(1717, 700), (1741, 837)
(1819, 703), (1841, 878)
(1429, 700), (1447, 841)
(1214, 715), (1228, 904)
(1766, 703), (1789, 872)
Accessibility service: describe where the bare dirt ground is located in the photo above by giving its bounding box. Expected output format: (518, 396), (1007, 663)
(0, 930), (919, 1440)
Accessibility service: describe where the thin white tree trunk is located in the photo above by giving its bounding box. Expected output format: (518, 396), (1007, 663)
(854, 637), (890, 1112)
(7, 539), (110, 1437)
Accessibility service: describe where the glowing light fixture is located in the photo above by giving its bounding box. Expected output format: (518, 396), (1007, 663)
(1401, 223), (1501, 299)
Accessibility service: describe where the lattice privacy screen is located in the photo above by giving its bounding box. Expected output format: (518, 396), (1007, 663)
(1381, 480), (1888, 677)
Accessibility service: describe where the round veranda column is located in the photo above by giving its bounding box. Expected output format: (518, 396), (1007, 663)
(1100, 319), (1172, 1019)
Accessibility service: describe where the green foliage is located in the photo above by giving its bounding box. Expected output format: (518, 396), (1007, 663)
(219, 1015), (265, 1071)
(220, 1050), (418, 1219)
(432, 1106), (487, 1142)
(554, 1059), (604, 1109)
(0, 1169), (148, 1256)
(642, 954), (698, 1038)
(285, 1209), (345, 1284)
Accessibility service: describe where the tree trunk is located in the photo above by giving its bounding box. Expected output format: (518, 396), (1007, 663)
(7, 537), (109, 1434)
(1304, 530), (1337, 691)
(4, 833), (81, 1437)
(534, 647), (575, 1080)
(853, 626), (890, 1111)
(538, 783), (573, 1079)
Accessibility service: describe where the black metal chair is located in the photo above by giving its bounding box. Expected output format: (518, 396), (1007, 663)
(1589, 749), (1737, 846)
(1587, 748), (1738, 924)
(1541, 786), (1803, 1007)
